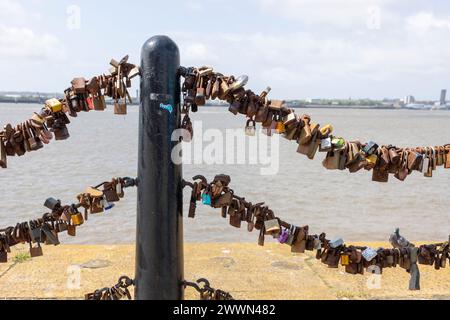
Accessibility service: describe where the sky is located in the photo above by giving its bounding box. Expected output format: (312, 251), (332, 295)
(0, 0), (450, 100)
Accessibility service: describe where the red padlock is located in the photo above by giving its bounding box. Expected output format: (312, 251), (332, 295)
(86, 97), (95, 110)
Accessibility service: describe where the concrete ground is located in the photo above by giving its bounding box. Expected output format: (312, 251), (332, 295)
(0, 242), (449, 300)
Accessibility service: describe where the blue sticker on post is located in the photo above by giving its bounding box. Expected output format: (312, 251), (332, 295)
(159, 103), (173, 114)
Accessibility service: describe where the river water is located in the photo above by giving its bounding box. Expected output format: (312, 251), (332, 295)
(1, 104), (449, 244)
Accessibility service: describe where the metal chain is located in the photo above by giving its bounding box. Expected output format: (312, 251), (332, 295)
(85, 276), (135, 301)
(182, 278), (234, 301)
(85, 277), (234, 301)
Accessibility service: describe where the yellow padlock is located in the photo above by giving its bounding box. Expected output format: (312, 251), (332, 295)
(341, 254), (350, 266)
(71, 212), (84, 226)
(320, 124), (334, 136)
(366, 154), (378, 166)
(45, 98), (63, 113)
(275, 122), (286, 134)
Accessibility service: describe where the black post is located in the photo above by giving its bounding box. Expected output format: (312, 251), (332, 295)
(135, 35), (184, 300)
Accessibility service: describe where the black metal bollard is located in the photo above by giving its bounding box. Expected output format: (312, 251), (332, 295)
(135, 35), (184, 300)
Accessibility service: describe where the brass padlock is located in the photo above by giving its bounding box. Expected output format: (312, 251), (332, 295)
(219, 77), (231, 100)
(435, 147), (443, 166)
(114, 101), (127, 115)
(195, 76), (206, 106)
(85, 187), (104, 198)
(71, 211), (84, 226)
(445, 146), (450, 168)
(26, 122), (43, 151)
(90, 197), (104, 214)
(57, 221), (68, 233)
(71, 77), (87, 94)
(93, 95), (106, 111)
(269, 100), (284, 111)
(291, 226), (309, 253)
(424, 148), (434, 177)
(53, 125), (70, 141)
(67, 224), (76, 237)
(341, 254), (350, 266)
(29, 243), (43, 258)
(30, 112), (46, 127)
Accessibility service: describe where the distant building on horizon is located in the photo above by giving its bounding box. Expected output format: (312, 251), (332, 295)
(306, 98), (322, 104)
(440, 89), (447, 105)
(403, 95), (415, 105)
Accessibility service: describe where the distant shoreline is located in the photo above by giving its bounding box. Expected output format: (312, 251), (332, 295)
(0, 101), (447, 111)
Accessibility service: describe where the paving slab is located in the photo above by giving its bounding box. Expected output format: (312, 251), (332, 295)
(0, 243), (448, 300)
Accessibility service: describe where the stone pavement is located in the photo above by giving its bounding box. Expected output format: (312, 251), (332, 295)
(0, 243), (449, 300)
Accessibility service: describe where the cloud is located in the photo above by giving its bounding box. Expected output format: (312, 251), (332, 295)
(0, 0), (65, 61)
(0, 0), (41, 23)
(256, 0), (396, 29)
(173, 22), (450, 99)
(0, 26), (66, 61)
(406, 12), (450, 33)
(0, 0), (26, 19)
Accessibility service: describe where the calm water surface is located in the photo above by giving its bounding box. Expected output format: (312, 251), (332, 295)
(0, 104), (449, 244)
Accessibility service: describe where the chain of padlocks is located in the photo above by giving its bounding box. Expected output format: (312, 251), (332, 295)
(0, 170), (445, 298)
(0, 56), (139, 169)
(0, 177), (136, 262)
(85, 277), (234, 301)
(2, 59), (450, 180)
(0, 56), (449, 298)
(184, 174), (450, 291)
(179, 66), (450, 182)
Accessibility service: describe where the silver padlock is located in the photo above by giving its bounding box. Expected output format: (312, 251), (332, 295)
(329, 237), (344, 249)
(421, 152), (430, 173)
(320, 137), (332, 152)
(286, 226), (297, 246)
(229, 75), (249, 92)
(116, 181), (122, 196)
(283, 113), (296, 126)
(362, 247), (378, 261)
(245, 119), (256, 136)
